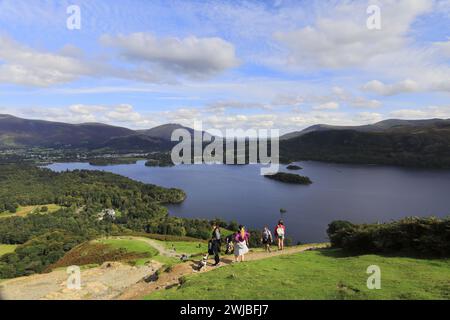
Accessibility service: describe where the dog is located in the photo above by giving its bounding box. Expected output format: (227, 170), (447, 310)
(197, 254), (208, 271)
(180, 254), (189, 262)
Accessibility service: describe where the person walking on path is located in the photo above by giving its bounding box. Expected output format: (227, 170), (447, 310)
(274, 220), (286, 251)
(261, 226), (273, 252)
(211, 223), (222, 266)
(234, 225), (250, 262)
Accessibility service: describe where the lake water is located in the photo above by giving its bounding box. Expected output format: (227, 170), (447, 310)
(45, 161), (450, 243)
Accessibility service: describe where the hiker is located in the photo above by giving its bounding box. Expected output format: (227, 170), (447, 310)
(274, 220), (286, 250)
(234, 225), (250, 262)
(261, 226), (273, 252)
(210, 223), (221, 266)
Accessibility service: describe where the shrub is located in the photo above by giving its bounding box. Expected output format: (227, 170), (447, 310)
(327, 217), (450, 257)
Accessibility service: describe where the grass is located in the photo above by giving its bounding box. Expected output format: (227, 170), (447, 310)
(0, 244), (17, 257)
(96, 238), (159, 266)
(145, 248), (450, 300)
(0, 204), (61, 219)
(154, 240), (206, 256)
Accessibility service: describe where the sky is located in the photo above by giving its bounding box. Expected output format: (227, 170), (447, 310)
(0, 0), (449, 134)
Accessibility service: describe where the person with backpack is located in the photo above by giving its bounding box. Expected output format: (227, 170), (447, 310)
(274, 220), (286, 251)
(210, 223), (222, 266)
(261, 226), (273, 252)
(234, 225), (250, 262)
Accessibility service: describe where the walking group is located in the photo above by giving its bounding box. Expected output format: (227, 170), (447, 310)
(205, 220), (286, 267)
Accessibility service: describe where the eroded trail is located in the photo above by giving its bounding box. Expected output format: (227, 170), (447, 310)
(117, 243), (328, 300)
(0, 261), (161, 300)
(0, 239), (327, 300)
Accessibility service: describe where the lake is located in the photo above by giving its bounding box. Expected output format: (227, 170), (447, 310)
(45, 161), (450, 243)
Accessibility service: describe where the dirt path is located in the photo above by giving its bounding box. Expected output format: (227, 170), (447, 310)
(0, 236), (167, 300)
(136, 237), (181, 258)
(117, 243), (328, 300)
(0, 238), (327, 300)
(0, 261), (161, 300)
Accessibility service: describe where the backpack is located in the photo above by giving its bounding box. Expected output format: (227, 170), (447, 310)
(276, 225), (285, 237)
(262, 230), (271, 241)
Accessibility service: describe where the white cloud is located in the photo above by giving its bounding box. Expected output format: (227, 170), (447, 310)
(206, 100), (271, 113)
(0, 36), (93, 87)
(313, 102), (340, 110)
(389, 105), (450, 119)
(101, 33), (239, 78)
(332, 86), (382, 108)
(274, 0), (432, 70)
(362, 79), (421, 96)
(69, 104), (108, 114)
(354, 112), (383, 123)
(433, 38), (450, 58)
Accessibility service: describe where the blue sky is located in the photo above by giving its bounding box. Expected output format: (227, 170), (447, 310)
(0, 0), (449, 134)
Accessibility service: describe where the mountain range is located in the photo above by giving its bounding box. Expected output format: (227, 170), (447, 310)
(1, 114), (450, 168)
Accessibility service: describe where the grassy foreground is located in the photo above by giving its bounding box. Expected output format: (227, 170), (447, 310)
(146, 249), (450, 300)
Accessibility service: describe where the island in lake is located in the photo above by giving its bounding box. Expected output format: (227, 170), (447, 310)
(264, 172), (312, 185)
(286, 164), (302, 170)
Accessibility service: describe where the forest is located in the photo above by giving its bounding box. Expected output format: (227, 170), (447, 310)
(0, 165), (238, 278)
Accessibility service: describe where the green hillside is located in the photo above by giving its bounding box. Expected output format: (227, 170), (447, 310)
(146, 249), (450, 300)
(280, 122), (450, 168)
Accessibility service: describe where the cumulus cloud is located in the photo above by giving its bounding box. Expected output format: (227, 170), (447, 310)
(0, 36), (94, 87)
(332, 87), (382, 108)
(362, 79), (420, 96)
(274, 0), (432, 70)
(69, 104), (108, 114)
(101, 33), (239, 78)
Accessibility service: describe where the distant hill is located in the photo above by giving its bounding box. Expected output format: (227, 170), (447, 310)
(2, 114), (450, 168)
(0, 114), (135, 149)
(139, 123), (214, 141)
(0, 115), (204, 152)
(280, 118), (450, 168)
(281, 119), (450, 140)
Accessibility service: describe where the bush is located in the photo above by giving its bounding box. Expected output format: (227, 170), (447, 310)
(327, 217), (450, 257)
(326, 220), (355, 248)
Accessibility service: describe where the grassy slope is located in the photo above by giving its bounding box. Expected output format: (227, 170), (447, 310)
(0, 204), (61, 219)
(96, 238), (159, 266)
(146, 249), (450, 300)
(153, 240), (207, 256)
(0, 244), (17, 257)
(98, 239), (158, 255)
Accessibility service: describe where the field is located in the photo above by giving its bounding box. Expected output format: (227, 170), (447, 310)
(0, 244), (17, 257)
(146, 249), (450, 300)
(0, 204), (62, 219)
